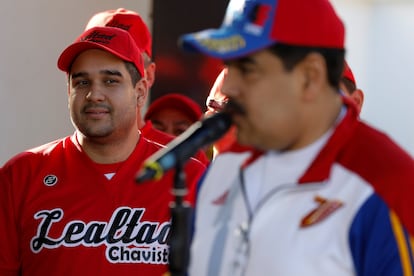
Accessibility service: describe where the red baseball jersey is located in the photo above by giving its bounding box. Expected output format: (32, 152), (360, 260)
(0, 133), (205, 275)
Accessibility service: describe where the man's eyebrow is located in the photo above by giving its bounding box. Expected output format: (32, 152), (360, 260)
(71, 70), (123, 79)
(100, 69), (123, 77)
(71, 72), (88, 79)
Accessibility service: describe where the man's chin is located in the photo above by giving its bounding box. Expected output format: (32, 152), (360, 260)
(79, 127), (113, 140)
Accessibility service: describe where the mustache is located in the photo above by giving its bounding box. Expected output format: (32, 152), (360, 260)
(82, 103), (112, 113)
(223, 99), (246, 116)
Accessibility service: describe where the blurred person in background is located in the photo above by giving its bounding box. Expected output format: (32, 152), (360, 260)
(145, 93), (203, 136)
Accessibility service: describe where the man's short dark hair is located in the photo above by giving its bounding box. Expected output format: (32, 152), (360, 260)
(124, 61), (142, 87)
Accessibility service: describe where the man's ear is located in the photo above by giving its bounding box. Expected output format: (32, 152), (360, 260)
(136, 78), (148, 107)
(350, 88), (364, 112)
(145, 63), (156, 88)
(300, 52), (327, 100)
(67, 81), (71, 109)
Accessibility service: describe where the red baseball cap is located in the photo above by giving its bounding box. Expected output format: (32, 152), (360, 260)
(343, 61), (356, 85)
(180, 0), (344, 59)
(57, 26), (144, 77)
(85, 8), (152, 58)
(145, 93), (202, 122)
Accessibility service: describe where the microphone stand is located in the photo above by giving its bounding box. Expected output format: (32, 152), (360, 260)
(168, 161), (192, 276)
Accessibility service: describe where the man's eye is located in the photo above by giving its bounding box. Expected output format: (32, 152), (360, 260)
(174, 128), (187, 136)
(240, 65), (255, 75)
(105, 79), (118, 85)
(74, 80), (89, 87)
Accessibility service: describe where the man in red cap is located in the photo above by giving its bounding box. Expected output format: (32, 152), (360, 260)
(85, 8), (155, 87)
(85, 8), (157, 133)
(0, 26), (205, 275)
(85, 8), (209, 165)
(180, 0), (414, 274)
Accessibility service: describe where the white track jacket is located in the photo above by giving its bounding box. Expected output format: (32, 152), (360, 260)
(189, 99), (414, 276)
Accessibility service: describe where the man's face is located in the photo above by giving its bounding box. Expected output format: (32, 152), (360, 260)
(222, 49), (307, 151)
(150, 108), (194, 136)
(68, 49), (143, 142)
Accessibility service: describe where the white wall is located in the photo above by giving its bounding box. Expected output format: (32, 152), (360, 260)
(0, 0), (150, 165)
(331, 0), (414, 156)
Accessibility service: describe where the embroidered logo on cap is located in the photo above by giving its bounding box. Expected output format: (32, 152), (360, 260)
(81, 31), (116, 45)
(300, 195), (343, 227)
(106, 20), (132, 32)
(197, 35), (246, 53)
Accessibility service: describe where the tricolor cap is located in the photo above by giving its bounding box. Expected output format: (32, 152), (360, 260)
(57, 26), (144, 77)
(180, 0), (345, 60)
(85, 8), (152, 58)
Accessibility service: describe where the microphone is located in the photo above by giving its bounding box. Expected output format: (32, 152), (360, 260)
(136, 112), (232, 183)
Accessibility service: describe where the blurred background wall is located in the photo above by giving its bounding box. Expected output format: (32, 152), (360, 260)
(332, 0), (414, 159)
(1, 0), (414, 165)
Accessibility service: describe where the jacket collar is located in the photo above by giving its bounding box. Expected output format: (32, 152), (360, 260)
(298, 96), (359, 183)
(240, 96), (359, 184)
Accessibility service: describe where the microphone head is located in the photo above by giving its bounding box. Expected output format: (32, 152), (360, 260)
(135, 111), (232, 183)
(200, 111), (233, 143)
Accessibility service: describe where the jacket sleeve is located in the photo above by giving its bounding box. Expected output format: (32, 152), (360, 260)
(349, 193), (414, 276)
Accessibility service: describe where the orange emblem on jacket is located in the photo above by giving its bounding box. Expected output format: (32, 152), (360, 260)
(300, 195), (343, 227)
